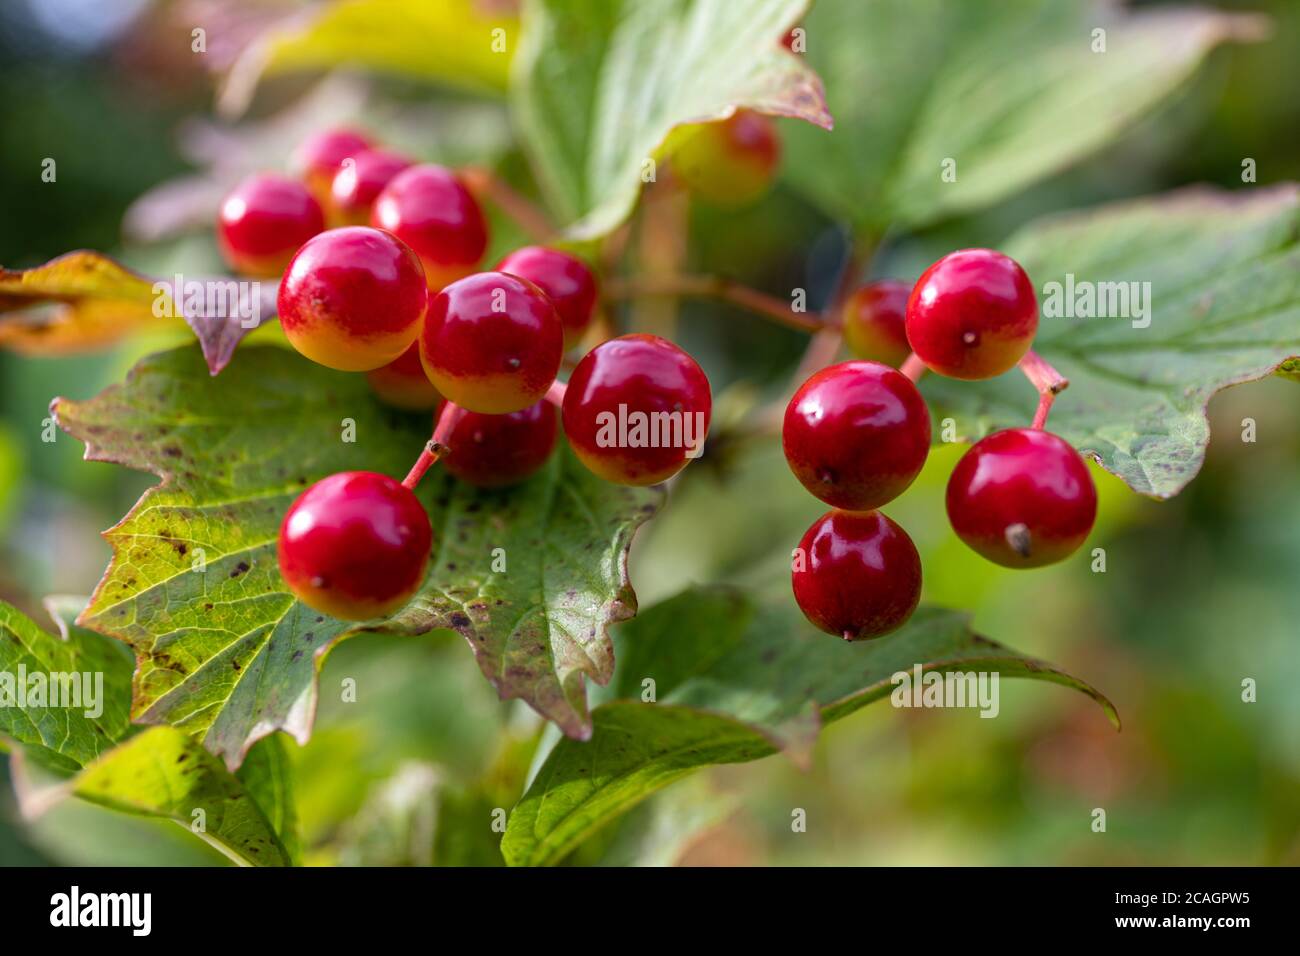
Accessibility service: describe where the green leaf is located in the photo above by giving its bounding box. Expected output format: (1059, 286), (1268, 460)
(235, 734), (301, 864)
(502, 587), (1117, 866)
(574, 773), (740, 866)
(72, 726), (292, 867)
(921, 185), (1300, 498)
(0, 599), (132, 774)
(2, 599), (298, 865)
(432, 785), (507, 867)
(784, 0), (1266, 231)
(512, 0), (831, 239)
(53, 345), (660, 769)
(219, 0), (518, 116)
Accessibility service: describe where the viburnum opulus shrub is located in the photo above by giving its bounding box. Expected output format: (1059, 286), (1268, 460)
(0, 0), (1295, 867)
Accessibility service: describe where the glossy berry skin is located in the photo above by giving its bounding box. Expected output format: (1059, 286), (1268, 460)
(496, 246), (599, 348)
(906, 248), (1038, 380)
(946, 428), (1097, 568)
(669, 109), (780, 207)
(278, 471), (432, 621)
(792, 510), (922, 640)
(331, 149), (413, 225)
(217, 174), (325, 278)
(293, 128), (372, 202)
(278, 226), (428, 372)
(366, 342), (443, 411)
(842, 280), (912, 368)
(441, 400), (558, 488)
(563, 334), (711, 486)
(371, 164), (489, 291)
(419, 271), (563, 414)
(783, 361), (930, 512)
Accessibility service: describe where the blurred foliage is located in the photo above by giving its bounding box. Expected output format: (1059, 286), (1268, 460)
(1, 0), (1299, 865)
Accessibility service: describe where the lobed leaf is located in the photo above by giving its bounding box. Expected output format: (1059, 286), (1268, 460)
(921, 185), (1300, 498)
(53, 345), (660, 769)
(502, 587), (1117, 866)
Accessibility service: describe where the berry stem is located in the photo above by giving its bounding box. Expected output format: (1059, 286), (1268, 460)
(789, 237), (877, 385)
(402, 401), (462, 489)
(544, 378), (568, 407)
(604, 274), (821, 333)
(1018, 350), (1069, 430)
(900, 352), (928, 382)
(459, 166), (554, 242)
(629, 174), (690, 340)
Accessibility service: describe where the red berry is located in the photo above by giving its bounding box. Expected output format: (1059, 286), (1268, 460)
(792, 510), (921, 640)
(331, 149), (413, 226)
(293, 128), (371, 201)
(783, 361), (930, 512)
(278, 471), (432, 621)
(562, 333), (712, 486)
(906, 248), (1038, 380)
(366, 342), (443, 411)
(441, 400), (558, 488)
(496, 246), (599, 348)
(419, 271), (563, 414)
(946, 427), (1097, 568)
(278, 226), (428, 372)
(670, 109), (780, 207)
(842, 279), (912, 368)
(371, 164), (489, 291)
(217, 173), (324, 278)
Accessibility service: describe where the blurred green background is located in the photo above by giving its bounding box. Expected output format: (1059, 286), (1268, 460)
(1, 0), (1298, 865)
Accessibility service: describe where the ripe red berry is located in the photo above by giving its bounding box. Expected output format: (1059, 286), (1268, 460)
(562, 333), (712, 486)
(366, 342), (443, 411)
(842, 279), (912, 368)
(217, 173), (325, 278)
(419, 271), (563, 414)
(906, 248), (1038, 380)
(496, 246), (599, 348)
(441, 400), (558, 488)
(783, 361), (930, 512)
(278, 471), (432, 621)
(792, 510), (921, 640)
(293, 128), (372, 201)
(669, 109), (780, 207)
(371, 164), (489, 291)
(946, 427), (1097, 568)
(331, 148), (412, 226)
(278, 226), (428, 372)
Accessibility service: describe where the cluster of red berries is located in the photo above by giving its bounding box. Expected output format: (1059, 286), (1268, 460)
(216, 129), (713, 621)
(788, 249), (1098, 641)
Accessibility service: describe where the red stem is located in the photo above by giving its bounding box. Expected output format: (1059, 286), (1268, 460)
(459, 166), (554, 242)
(402, 401), (462, 489)
(544, 379), (568, 407)
(1018, 350), (1069, 430)
(900, 353), (927, 383)
(604, 274), (820, 334)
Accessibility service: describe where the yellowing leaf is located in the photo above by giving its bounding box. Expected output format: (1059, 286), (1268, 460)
(0, 251), (179, 356)
(220, 0), (518, 116)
